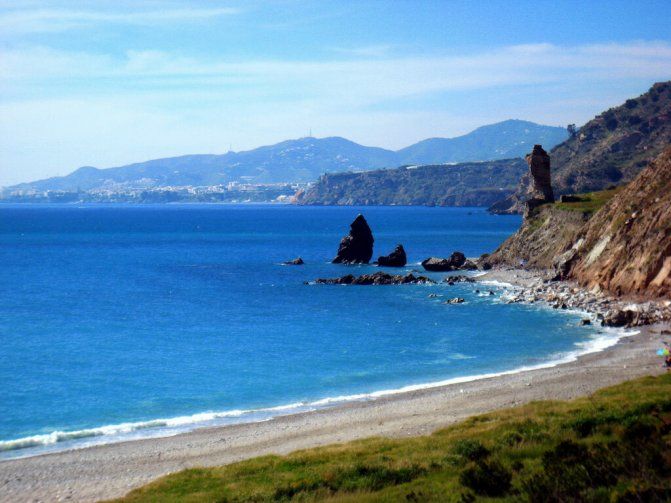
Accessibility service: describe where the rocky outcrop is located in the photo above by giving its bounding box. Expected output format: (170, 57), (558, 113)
(524, 144), (554, 216)
(489, 146), (671, 298)
(283, 257), (304, 265)
(566, 146), (671, 297)
(489, 144), (555, 216)
(332, 214), (374, 264)
(421, 252), (477, 271)
(490, 81), (671, 214)
(376, 245), (407, 267)
(313, 271), (435, 285)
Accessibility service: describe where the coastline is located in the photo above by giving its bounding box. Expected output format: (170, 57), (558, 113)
(1, 269), (668, 502)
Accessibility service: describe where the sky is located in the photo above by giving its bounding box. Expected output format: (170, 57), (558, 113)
(1, 1), (670, 186)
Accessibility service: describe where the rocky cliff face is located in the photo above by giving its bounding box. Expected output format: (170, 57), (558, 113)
(489, 147), (671, 298)
(567, 147), (671, 297)
(491, 81), (671, 214)
(296, 159), (527, 207)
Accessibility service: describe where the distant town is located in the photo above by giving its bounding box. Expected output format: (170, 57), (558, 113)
(0, 182), (308, 204)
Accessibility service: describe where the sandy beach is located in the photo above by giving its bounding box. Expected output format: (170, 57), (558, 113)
(1, 270), (668, 503)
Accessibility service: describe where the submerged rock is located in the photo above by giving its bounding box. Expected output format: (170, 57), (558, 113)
(332, 214), (374, 264)
(283, 257), (304, 265)
(421, 252), (467, 271)
(376, 244), (407, 267)
(445, 297), (465, 304)
(312, 271), (434, 285)
(442, 275), (476, 285)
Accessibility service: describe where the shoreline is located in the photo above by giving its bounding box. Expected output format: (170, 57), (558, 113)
(0, 268), (631, 460)
(1, 269), (669, 502)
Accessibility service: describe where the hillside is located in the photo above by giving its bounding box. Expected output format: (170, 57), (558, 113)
(6, 120), (566, 193)
(295, 158), (527, 206)
(489, 147), (671, 298)
(491, 81), (671, 214)
(116, 374), (671, 502)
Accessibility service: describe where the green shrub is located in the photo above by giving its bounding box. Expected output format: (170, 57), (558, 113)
(459, 460), (512, 497)
(452, 439), (490, 461)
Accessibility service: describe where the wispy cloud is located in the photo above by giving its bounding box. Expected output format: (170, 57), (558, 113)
(0, 6), (240, 33)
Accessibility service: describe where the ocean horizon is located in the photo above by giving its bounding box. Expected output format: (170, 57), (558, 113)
(0, 204), (625, 459)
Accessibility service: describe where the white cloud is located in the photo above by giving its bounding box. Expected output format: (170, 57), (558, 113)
(0, 6), (239, 33)
(1, 41), (670, 185)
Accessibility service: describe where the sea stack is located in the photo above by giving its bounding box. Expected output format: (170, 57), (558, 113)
(377, 244), (407, 267)
(524, 144), (554, 216)
(332, 214), (374, 264)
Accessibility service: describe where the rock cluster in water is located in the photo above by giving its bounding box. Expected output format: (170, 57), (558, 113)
(283, 257), (304, 265)
(313, 271), (434, 285)
(421, 252), (477, 272)
(376, 244), (407, 267)
(332, 214), (374, 264)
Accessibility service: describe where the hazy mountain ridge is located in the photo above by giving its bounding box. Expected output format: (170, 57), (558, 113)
(6, 120), (567, 193)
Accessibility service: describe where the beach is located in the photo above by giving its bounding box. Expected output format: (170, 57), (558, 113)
(1, 266), (667, 503)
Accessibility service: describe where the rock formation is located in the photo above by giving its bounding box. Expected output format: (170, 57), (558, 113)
(376, 244), (407, 267)
(313, 271), (434, 285)
(524, 144), (554, 216)
(421, 252), (476, 271)
(283, 257), (304, 265)
(332, 214), (374, 264)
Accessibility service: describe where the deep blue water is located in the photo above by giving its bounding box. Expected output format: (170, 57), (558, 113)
(0, 204), (611, 457)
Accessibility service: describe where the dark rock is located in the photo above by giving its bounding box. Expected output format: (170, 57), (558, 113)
(488, 290), (495, 295)
(313, 271), (435, 285)
(601, 309), (637, 327)
(283, 257), (304, 265)
(461, 259), (478, 270)
(481, 262), (492, 271)
(376, 244), (407, 267)
(580, 318), (591, 325)
(524, 144), (555, 217)
(422, 252), (467, 271)
(332, 214), (374, 264)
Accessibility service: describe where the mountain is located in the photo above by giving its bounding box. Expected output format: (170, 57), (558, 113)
(6, 120), (566, 193)
(490, 81), (671, 214)
(295, 159), (527, 207)
(396, 120), (567, 165)
(488, 146), (671, 298)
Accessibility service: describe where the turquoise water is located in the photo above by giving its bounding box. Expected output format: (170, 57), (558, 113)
(0, 205), (613, 458)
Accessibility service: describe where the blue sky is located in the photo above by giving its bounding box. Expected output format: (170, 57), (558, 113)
(1, 1), (670, 186)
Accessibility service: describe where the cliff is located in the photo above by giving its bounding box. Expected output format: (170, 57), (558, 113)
(567, 147), (671, 297)
(489, 147), (671, 298)
(491, 81), (671, 214)
(295, 158), (526, 207)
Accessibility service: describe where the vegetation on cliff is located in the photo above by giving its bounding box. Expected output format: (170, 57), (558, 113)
(296, 159), (526, 207)
(115, 374), (671, 502)
(489, 146), (671, 298)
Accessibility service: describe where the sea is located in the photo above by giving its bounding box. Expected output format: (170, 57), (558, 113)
(0, 204), (625, 459)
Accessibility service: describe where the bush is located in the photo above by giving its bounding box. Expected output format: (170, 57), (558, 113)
(452, 439), (490, 461)
(459, 460), (512, 497)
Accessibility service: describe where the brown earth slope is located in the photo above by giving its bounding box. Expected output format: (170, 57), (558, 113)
(491, 81), (671, 214)
(568, 147), (671, 297)
(489, 147), (671, 299)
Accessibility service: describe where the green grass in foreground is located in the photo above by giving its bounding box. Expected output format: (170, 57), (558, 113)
(114, 374), (671, 502)
(553, 186), (624, 215)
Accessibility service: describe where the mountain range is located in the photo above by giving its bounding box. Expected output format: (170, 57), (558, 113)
(6, 120), (567, 193)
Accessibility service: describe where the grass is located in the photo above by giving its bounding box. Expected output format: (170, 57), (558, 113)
(553, 186), (625, 216)
(113, 374), (671, 502)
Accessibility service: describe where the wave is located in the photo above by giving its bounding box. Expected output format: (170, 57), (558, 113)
(0, 323), (636, 459)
